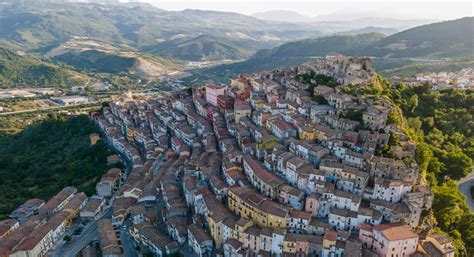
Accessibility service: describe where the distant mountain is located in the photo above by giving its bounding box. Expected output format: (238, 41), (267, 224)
(0, 47), (86, 87)
(345, 17), (438, 31)
(201, 17), (474, 76)
(200, 33), (384, 76)
(0, 1), (323, 57)
(251, 10), (312, 23)
(143, 34), (270, 61)
(331, 26), (398, 36)
(365, 17), (474, 58)
(253, 33), (384, 58)
(47, 38), (183, 77)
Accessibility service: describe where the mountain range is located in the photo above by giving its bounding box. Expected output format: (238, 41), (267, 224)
(201, 17), (474, 76)
(251, 10), (437, 30)
(0, 1), (472, 86)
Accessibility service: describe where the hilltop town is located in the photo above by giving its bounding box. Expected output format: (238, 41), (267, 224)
(0, 56), (456, 257)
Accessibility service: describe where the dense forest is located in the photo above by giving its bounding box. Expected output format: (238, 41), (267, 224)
(0, 115), (112, 219)
(389, 83), (474, 256)
(0, 47), (86, 87)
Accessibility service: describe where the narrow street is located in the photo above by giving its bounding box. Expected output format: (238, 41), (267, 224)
(49, 207), (112, 257)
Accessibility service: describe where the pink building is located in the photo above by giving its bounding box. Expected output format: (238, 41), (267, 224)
(304, 193), (319, 217)
(359, 223), (419, 257)
(206, 84), (228, 107)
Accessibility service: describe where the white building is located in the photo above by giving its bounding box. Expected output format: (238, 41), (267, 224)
(372, 177), (412, 203)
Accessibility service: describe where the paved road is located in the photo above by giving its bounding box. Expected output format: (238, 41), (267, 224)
(0, 103), (102, 116)
(50, 208), (112, 257)
(120, 220), (138, 257)
(458, 170), (474, 212)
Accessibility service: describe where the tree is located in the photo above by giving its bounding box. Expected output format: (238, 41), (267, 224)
(409, 94), (419, 113)
(442, 150), (472, 180)
(63, 235), (71, 243)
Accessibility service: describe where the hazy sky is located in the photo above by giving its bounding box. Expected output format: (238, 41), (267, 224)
(124, 0), (473, 20)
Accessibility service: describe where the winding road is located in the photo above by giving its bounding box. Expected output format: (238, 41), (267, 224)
(458, 171), (474, 212)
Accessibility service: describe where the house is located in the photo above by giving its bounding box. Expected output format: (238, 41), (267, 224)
(359, 223), (418, 257)
(39, 187), (77, 218)
(130, 221), (177, 257)
(234, 100), (252, 123)
(298, 125), (317, 141)
(112, 197), (137, 226)
(278, 184), (305, 210)
(228, 187), (290, 229)
(80, 198), (106, 220)
(209, 175), (229, 200)
(243, 155), (286, 199)
(418, 233), (455, 257)
(98, 219), (123, 257)
(188, 224), (213, 257)
(372, 177), (412, 203)
(328, 207), (359, 231)
(9, 198), (45, 223)
(370, 199), (421, 229)
(96, 168), (123, 197)
(206, 84), (228, 107)
(223, 238), (244, 257)
(288, 210), (312, 232)
(217, 95), (234, 112)
(363, 106), (390, 131)
(367, 156), (419, 185)
(267, 119), (297, 143)
(62, 192), (88, 221)
(305, 193), (319, 217)
(130, 204), (147, 225)
(0, 219), (19, 239)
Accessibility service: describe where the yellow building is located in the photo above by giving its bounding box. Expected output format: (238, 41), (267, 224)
(229, 217), (253, 242)
(207, 215), (223, 248)
(234, 101), (252, 123)
(253, 99), (265, 111)
(205, 193), (235, 249)
(298, 125), (317, 141)
(283, 236), (297, 254)
(228, 187), (289, 229)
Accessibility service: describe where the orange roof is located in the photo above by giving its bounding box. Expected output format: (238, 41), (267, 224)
(290, 210), (312, 220)
(374, 223), (418, 241)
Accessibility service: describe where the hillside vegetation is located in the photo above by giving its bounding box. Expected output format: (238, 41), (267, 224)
(0, 47), (86, 87)
(143, 34), (265, 61)
(0, 115), (113, 220)
(338, 77), (473, 255)
(203, 17), (474, 77)
(199, 33), (384, 76)
(0, 1), (322, 59)
(367, 17), (474, 58)
(53, 49), (137, 73)
(390, 83), (473, 255)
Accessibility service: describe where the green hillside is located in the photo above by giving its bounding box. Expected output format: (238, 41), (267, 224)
(53, 50), (136, 73)
(0, 1), (321, 57)
(203, 18), (474, 76)
(254, 32), (384, 58)
(199, 33), (384, 76)
(143, 34), (266, 61)
(0, 115), (113, 220)
(0, 47), (86, 88)
(366, 17), (474, 58)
